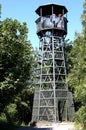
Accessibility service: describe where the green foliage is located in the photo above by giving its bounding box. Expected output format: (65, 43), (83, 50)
(81, 0), (86, 27)
(67, 0), (86, 129)
(14, 88), (34, 124)
(65, 40), (73, 74)
(0, 112), (18, 130)
(0, 4), (1, 18)
(75, 106), (86, 128)
(5, 103), (18, 124)
(0, 113), (7, 123)
(0, 121), (18, 130)
(0, 17), (35, 125)
(67, 33), (86, 127)
(67, 34), (86, 93)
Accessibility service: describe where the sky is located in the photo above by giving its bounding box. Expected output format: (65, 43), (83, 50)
(0, 0), (84, 49)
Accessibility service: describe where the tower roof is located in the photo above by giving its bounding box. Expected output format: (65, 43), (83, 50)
(35, 3), (68, 16)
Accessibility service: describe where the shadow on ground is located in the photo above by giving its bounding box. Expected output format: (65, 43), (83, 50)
(17, 127), (52, 130)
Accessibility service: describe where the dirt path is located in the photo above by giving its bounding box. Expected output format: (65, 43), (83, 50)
(17, 122), (75, 130)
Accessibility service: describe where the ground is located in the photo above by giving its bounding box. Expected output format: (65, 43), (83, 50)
(36, 121), (75, 130)
(17, 121), (76, 130)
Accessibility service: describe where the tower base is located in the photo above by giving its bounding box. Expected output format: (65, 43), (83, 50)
(32, 90), (75, 122)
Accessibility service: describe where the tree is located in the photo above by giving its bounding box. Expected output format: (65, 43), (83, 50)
(0, 18), (34, 124)
(67, 0), (86, 129)
(65, 39), (73, 74)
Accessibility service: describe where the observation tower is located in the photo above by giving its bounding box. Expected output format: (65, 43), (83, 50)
(32, 3), (74, 122)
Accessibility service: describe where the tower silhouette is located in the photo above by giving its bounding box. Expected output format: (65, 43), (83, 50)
(32, 3), (74, 122)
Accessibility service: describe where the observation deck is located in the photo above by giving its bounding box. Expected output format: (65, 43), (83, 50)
(35, 4), (68, 37)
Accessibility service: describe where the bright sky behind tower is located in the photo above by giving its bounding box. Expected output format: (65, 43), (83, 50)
(0, 0), (84, 48)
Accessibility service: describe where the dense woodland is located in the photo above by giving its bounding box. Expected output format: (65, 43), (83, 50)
(0, 0), (86, 130)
